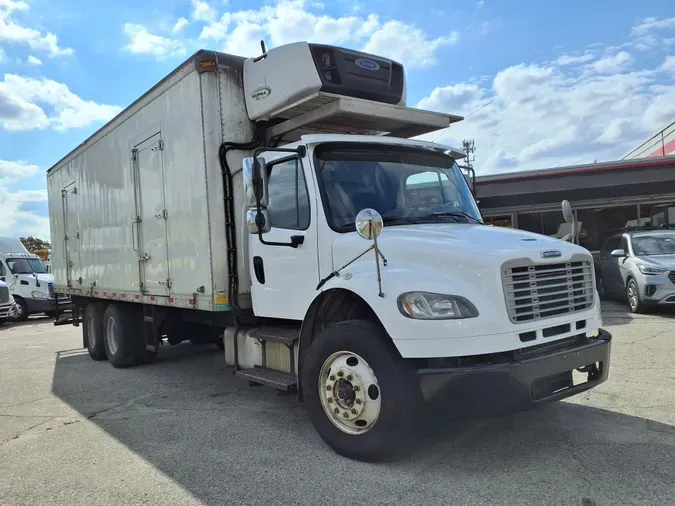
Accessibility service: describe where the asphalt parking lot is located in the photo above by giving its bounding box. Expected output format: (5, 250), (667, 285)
(1, 303), (674, 506)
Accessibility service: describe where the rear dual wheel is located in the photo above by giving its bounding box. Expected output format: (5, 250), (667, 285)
(302, 320), (422, 462)
(88, 303), (157, 368)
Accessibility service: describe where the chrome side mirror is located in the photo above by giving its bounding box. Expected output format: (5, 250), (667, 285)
(246, 209), (271, 235)
(243, 156), (268, 208)
(610, 249), (626, 258)
(355, 208), (383, 240)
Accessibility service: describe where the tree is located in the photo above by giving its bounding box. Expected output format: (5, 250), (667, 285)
(20, 236), (51, 254)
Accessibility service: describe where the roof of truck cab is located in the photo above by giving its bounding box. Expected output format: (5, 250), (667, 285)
(296, 134), (466, 159)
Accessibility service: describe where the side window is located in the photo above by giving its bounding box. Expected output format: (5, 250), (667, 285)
(0, 262), (5, 277)
(266, 159), (311, 230)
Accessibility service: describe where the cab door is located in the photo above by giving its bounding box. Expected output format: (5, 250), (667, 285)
(249, 156), (320, 320)
(62, 182), (81, 287)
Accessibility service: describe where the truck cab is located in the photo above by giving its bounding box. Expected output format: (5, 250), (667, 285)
(0, 237), (69, 321)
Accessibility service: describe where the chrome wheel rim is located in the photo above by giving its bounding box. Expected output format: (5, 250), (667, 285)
(318, 351), (381, 435)
(628, 283), (638, 310)
(106, 317), (119, 356)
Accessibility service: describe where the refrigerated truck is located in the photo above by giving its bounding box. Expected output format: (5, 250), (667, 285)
(47, 41), (612, 460)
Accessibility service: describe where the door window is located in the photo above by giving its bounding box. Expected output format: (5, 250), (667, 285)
(266, 159), (311, 230)
(0, 262), (5, 277)
(602, 236), (621, 254)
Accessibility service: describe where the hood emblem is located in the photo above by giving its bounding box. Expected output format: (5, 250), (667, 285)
(542, 250), (562, 259)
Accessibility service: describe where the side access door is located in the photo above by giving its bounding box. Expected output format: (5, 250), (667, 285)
(249, 156), (320, 320)
(62, 182), (81, 287)
(132, 133), (171, 296)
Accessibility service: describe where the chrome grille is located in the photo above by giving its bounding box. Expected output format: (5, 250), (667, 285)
(0, 286), (9, 304)
(503, 259), (594, 323)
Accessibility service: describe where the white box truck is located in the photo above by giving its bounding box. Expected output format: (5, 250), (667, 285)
(47, 41), (612, 461)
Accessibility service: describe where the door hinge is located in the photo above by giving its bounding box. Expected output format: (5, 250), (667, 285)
(139, 253), (150, 262)
(78, 277), (83, 285)
(72, 187), (78, 195)
(154, 209), (168, 220)
(75, 232), (80, 240)
(61, 189), (67, 197)
(160, 278), (172, 289)
(132, 148), (138, 161)
(158, 140), (164, 150)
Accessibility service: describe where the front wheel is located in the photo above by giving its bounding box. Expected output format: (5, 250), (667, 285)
(8, 297), (28, 322)
(627, 278), (645, 313)
(302, 320), (422, 461)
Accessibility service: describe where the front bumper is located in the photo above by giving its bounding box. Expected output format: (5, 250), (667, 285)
(637, 272), (675, 305)
(0, 302), (16, 319)
(417, 329), (611, 415)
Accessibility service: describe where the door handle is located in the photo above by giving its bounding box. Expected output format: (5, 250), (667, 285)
(290, 235), (304, 248)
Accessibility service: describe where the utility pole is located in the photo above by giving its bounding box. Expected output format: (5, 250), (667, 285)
(462, 139), (476, 170)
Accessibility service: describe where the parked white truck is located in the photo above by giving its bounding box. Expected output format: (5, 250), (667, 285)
(46, 41), (611, 460)
(0, 279), (17, 326)
(0, 237), (69, 321)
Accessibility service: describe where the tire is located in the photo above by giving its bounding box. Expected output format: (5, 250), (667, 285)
(8, 297), (28, 322)
(102, 304), (141, 368)
(302, 320), (422, 462)
(626, 278), (645, 313)
(83, 303), (107, 361)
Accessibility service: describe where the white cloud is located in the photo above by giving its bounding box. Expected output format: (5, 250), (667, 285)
(660, 56), (675, 72)
(193, 0), (456, 68)
(0, 188), (50, 240)
(0, 0), (73, 57)
(362, 21), (458, 67)
(191, 0), (217, 22)
(0, 159), (39, 185)
(172, 17), (189, 33)
(555, 53), (594, 66)
(589, 51), (632, 74)
(0, 74), (121, 131)
(417, 43), (675, 174)
(123, 23), (187, 60)
(26, 54), (41, 65)
(632, 17), (675, 35)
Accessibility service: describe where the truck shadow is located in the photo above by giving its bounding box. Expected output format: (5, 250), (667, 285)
(51, 343), (675, 506)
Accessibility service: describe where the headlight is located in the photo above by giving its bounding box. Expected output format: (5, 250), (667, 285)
(31, 291), (49, 299)
(397, 292), (479, 320)
(637, 265), (666, 275)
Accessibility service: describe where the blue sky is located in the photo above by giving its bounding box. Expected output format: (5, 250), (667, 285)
(1, 0), (675, 239)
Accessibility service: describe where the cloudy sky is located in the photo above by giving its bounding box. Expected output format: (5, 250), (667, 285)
(1, 0), (674, 239)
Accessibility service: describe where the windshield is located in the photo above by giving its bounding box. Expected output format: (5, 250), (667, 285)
(314, 143), (482, 232)
(632, 233), (675, 256)
(7, 258), (47, 274)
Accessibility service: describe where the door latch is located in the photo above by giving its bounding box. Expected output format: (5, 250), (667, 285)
(139, 253), (150, 262)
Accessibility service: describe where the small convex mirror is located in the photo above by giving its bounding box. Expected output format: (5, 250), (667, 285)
(355, 208), (384, 240)
(561, 200), (574, 224)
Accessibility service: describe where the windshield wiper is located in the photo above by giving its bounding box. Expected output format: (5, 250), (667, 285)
(423, 211), (483, 224)
(381, 216), (421, 225)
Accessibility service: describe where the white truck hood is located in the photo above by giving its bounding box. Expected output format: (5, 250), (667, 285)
(332, 223), (590, 270)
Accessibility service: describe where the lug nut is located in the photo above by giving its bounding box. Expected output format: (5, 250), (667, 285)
(351, 408), (357, 414)
(337, 371), (344, 377)
(326, 385), (331, 391)
(346, 375), (353, 381)
(334, 408), (339, 414)
(329, 375), (335, 381)
(327, 397), (333, 403)
(343, 412), (349, 418)
(355, 398), (362, 404)
(353, 385), (360, 392)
